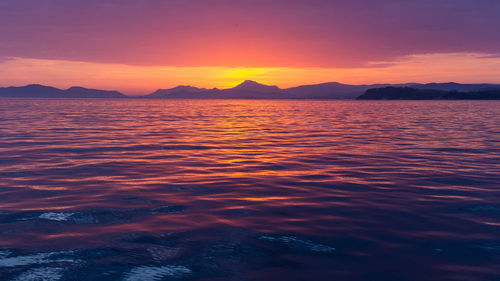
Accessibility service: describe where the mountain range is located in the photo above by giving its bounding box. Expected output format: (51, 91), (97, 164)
(1, 81), (500, 99)
(0, 84), (126, 98)
(129, 80), (500, 99)
(357, 87), (500, 100)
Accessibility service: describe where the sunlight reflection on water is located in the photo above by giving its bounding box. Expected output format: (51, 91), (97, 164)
(0, 99), (499, 280)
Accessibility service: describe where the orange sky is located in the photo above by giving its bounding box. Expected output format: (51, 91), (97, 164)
(2, 1), (500, 94)
(1, 53), (500, 95)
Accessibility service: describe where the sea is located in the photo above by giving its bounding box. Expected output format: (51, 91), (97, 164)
(0, 99), (499, 281)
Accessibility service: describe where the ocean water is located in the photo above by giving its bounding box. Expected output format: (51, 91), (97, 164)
(0, 99), (499, 281)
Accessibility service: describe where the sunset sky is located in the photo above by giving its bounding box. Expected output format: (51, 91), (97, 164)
(1, 0), (500, 94)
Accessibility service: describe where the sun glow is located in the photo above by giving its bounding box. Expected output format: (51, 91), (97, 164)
(1, 53), (500, 95)
(222, 68), (276, 88)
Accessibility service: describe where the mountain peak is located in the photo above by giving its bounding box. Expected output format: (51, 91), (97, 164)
(236, 80), (268, 87)
(148, 85), (207, 98)
(239, 80), (261, 85)
(232, 80), (281, 92)
(25, 84), (57, 89)
(67, 86), (87, 90)
(171, 85), (206, 91)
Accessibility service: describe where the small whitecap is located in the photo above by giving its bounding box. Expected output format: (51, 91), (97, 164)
(147, 247), (181, 261)
(12, 267), (63, 281)
(260, 235), (336, 253)
(123, 265), (191, 281)
(478, 242), (500, 253)
(38, 212), (74, 221)
(0, 250), (12, 259)
(0, 251), (74, 267)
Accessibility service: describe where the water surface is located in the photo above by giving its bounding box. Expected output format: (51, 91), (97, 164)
(0, 99), (499, 280)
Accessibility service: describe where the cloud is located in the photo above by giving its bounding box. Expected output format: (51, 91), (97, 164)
(0, 57), (14, 63)
(478, 54), (500, 59)
(0, 0), (499, 67)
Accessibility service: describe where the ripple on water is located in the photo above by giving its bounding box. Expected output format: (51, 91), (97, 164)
(463, 205), (500, 213)
(12, 267), (64, 281)
(151, 205), (186, 214)
(259, 235), (336, 253)
(122, 265), (191, 281)
(38, 212), (74, 222)
(0, 205), (187, 226)
(0, 250), (75, 267)
(0, 250), (13, 259)
(1, 100), (500, 280)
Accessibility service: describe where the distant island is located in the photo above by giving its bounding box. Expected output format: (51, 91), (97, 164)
(0, 84), (126, 98)
(142, 81), (500, 100)
(1, 81), (500, 100)
(138, 80), (391, 99)
(357, 87), (500, 100)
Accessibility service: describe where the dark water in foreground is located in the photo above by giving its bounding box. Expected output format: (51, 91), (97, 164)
(0, 99), (499, 281)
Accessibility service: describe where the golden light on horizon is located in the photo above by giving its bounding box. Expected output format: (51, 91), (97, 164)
(222, 68), (276, 88)
(1, 53), (500, 95)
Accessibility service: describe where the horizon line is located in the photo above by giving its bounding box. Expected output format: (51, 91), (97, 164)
(3, 80), (500, 97)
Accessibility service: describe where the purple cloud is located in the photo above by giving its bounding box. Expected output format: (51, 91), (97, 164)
(0, 0), (499, 67)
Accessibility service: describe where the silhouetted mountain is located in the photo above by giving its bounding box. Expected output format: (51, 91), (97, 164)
(216, 80), (284, 99)
(410, 82), (500, 92)
(64, 86), (126, 98)
(144, 80), (285, 99)
(2, 82), (500, 99)
(231, 80), (281, 93)
(283, 82), (396, 99)
(148, 85), (209, 98)
(144, 81), (377, 99)
(0, 84), (127, 98)
(145, 81), (500, 99)
(0, 84), (65, 98)
(284, 82), (500, 99)
(357, 87), (500, 100)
